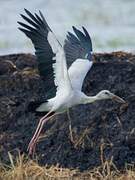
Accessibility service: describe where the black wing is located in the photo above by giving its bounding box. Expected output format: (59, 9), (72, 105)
(64, 26), (92, 67)
(18, 9), (59, 99)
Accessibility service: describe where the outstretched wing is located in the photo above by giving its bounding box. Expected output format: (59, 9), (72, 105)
(18, 9), (72, 98)
(47, 31), (72, 95)
(65, 27), (93, 91)
(64, 26), (92, 67)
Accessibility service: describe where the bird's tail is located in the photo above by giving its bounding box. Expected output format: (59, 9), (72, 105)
(27, 100), (50, 113)
(36, 102), (51, 112)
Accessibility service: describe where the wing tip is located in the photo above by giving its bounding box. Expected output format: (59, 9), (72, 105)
(24, 8), (29, 14)
(82, 26), (93, 51)
(72, 25), (76, 30)
(72, 26), (78, 33)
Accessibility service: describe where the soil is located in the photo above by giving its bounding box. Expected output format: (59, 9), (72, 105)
(0, 52), (135, 171)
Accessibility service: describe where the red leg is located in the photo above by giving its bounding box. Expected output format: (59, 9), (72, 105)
(28, 112), (57, 155)
(28, 117), (49, 155)
(27, 111), (53, 151)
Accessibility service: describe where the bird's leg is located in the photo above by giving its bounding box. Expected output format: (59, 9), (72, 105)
(28, 114), (56, 155)
(28, 112), (58, 155)
(28, 116), (49, 155)
(67, 109), (74, 143)
(28, 111), (53, 150)
(29, 114), (55, 153)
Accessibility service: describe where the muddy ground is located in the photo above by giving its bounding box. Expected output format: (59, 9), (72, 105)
(0, 52), (135, 170)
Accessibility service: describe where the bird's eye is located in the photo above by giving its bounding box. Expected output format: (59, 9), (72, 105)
(105, 92), (109, 95)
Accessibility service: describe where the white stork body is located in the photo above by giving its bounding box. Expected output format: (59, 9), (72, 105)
(18, 9), (125, 155)
(37, 90), (92, 113)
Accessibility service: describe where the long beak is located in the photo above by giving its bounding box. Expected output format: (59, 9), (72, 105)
(112, 94), (126, 103)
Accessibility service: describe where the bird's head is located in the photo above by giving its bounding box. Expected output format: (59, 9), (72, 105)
(96, 90), (125, 103)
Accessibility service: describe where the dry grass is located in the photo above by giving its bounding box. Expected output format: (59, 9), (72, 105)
(0, 152), (135, 180)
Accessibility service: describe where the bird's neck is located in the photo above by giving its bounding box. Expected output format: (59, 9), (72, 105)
(82, 94), (98, 104)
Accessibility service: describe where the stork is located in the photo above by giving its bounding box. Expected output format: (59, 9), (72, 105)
(18, 9), (125, 155)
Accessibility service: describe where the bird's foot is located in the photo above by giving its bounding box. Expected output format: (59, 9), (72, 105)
(27, 139), (37, 156)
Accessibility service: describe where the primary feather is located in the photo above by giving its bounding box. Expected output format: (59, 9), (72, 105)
(18, 9), (56, 98)
(64, 26), (92, 67)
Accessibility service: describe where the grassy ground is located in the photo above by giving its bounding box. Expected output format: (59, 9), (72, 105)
(0, 52), (135, 179)
(0, 153), (135, 180)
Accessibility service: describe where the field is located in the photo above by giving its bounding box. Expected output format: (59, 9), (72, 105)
(0, 52), (135, 179)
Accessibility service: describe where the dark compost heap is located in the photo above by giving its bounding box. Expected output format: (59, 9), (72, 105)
(0, 52), (135, 170)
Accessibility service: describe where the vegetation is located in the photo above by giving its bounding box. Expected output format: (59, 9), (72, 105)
(0, 153), (135, 180)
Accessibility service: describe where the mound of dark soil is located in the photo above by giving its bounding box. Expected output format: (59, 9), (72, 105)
(0, 52), (135, 170)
